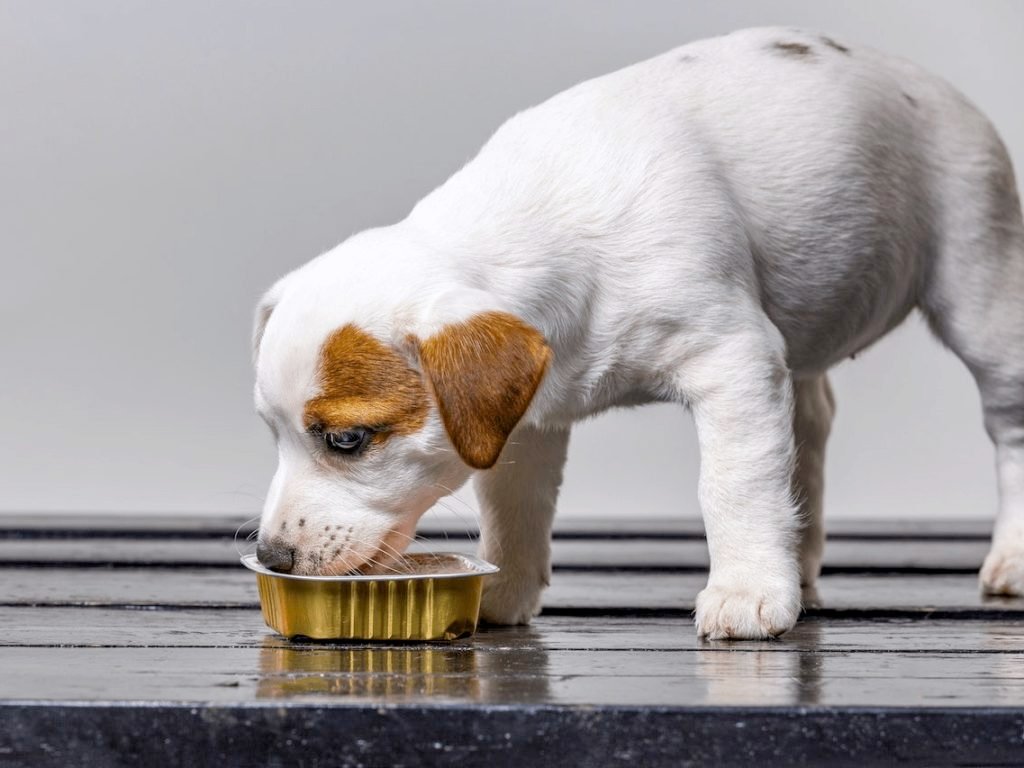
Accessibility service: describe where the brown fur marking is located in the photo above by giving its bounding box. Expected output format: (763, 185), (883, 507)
(821, 36), (850, 54)
(304, 325), (428, 441)
(418, 311), (551, 470)
(772, 41), (813, 57)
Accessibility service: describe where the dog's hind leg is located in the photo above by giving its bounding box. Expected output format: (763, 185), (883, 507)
(793, 375), (835, 587)
(920, 133), (1024, 595)
(953, 253), (1024, 596)
(474, 423), (571, 624)
(946, 274), (1024, 595)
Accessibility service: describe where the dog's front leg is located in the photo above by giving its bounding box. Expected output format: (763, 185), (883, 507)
(684, 328), (802, 640)
(474, 423), (570, 625)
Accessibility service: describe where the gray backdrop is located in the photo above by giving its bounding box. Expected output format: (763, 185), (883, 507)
(1, 1), (1021, 523)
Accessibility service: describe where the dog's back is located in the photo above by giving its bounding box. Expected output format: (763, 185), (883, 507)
(412, 27), (1020, 374)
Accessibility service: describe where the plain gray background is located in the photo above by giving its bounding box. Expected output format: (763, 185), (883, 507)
(1, 1), (1021, 523)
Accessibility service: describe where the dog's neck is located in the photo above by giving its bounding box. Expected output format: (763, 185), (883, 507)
(396, 206), (659, 427)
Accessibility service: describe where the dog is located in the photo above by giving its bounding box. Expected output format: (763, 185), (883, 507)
(252, 27), (1024, 639)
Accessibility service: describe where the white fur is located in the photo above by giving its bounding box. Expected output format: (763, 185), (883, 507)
(254, 28), (1024, 638)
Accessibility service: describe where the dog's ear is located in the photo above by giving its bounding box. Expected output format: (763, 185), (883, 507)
(417, 311), (551, 470)
(252, 276), (291, 366)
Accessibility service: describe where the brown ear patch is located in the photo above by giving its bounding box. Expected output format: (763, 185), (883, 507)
(418, 311), (551, 470)
(304, 325), (428, 441)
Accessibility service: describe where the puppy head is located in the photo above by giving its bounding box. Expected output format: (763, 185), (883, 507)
(252, 248), (550, 575)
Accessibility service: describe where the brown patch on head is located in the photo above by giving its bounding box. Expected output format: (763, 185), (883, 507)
(417, 311), (551, 470)
(304, 325), (428, 441)
(902, 91), (918, 108)
(771, 41), (813, 58)
(821, 36), (850, 54)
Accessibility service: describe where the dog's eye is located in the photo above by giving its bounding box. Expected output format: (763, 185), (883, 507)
(323, 428), (372, 455)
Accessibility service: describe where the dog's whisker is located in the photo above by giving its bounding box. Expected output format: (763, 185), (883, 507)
(432, 495), (499, 559)
(379, 532), (418, 556)
(378, 541), (410, 567)
(429, 487), (483, 545)
(430, 501), (477, 548)
(423, 506), (452, 544)
(233, 514), (261, 558)
(363, 548), (406, 576)
(430, 483), (482, 521)
(430, 499), (481, 546)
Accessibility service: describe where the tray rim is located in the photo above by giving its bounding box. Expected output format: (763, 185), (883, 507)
(240, 552), (499, 582)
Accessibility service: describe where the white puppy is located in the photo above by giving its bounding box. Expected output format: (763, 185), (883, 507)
(253, 28), (1024, 640)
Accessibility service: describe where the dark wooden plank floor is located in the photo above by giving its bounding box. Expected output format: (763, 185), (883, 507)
(2, 515), (1023, 768)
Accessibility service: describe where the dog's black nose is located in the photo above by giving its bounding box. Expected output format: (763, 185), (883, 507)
(256, 539), (295, 573)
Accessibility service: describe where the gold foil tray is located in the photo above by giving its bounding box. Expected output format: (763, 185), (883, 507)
(241, 552), (498, 641)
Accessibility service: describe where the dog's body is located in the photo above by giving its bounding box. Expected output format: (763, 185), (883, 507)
(254, 28), (1024, 639)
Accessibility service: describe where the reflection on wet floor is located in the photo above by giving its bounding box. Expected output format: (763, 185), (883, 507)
(251, 616), (1024, 709)
(257, 638), (483, 699)
(695, 621), (824, 707)
(255, 624), (826, 708)
(256, 627), (554, 702)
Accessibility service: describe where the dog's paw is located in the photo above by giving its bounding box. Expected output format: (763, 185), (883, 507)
(980, 548), (1024, 596)
(479, 571), (547, 625)
(695, 577), (800, 640)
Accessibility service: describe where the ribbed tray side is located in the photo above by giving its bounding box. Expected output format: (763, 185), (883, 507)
(255, 572), (485, 641)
